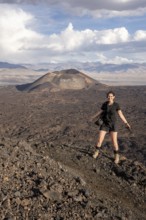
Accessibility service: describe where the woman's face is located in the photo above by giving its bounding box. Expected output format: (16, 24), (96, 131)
(107, 93), (115, 102)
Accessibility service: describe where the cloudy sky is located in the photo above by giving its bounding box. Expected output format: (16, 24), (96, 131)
(0, 0), (146, 65)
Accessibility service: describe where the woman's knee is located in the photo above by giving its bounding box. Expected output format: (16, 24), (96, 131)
(97, 131), (106, 146)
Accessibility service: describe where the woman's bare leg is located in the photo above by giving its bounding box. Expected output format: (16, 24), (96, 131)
(110, 132), (119, 164)
(93, 130), (107, 159)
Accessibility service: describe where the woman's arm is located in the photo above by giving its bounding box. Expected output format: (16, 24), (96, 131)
(117, 110), (131, 128)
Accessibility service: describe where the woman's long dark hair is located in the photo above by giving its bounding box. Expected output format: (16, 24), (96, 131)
(106, 91), (115, 97)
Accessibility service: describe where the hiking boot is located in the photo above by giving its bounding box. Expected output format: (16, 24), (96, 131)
(114, 151), (120, 164)
(93, 149), (100, 159)
(120, 155), (127, 161)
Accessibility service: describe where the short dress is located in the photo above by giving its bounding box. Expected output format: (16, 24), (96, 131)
(100, 101), (121, 132)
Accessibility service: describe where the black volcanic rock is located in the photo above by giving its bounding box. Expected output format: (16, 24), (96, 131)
(16, 69), (103, 92)
(0, 85), (146, 219)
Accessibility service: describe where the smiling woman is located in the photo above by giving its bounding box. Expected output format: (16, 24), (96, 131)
(91, 90), (131, 164)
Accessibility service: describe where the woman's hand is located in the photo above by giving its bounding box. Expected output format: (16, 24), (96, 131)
(118, 110), (131, 130)
(125, 122), (131, 130)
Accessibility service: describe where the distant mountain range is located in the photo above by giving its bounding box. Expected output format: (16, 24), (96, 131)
(1, 60), (146, 73)
(0, 62), (26, 69)
(24, 61), (146, 73)
(0, 61), (146, 86)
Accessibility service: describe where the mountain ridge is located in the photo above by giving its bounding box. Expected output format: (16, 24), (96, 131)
(0, 61), (26, 69)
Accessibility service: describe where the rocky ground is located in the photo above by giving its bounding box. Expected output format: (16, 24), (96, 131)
(0, 85), (146, 219)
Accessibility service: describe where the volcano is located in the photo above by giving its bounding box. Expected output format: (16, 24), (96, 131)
(16, 69), (104, 92)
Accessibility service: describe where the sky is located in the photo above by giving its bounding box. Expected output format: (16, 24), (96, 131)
(0, 0), (146, 65)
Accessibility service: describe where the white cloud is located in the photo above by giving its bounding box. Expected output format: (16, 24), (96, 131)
(95, 27), (130, 44)
(1, 0), (146, 10)
(0, 4), (146, 64)
(46, 24), (130, 54)
(1, 0), (146, 18)
(43, 24), (146, 64)
(95, 54), (133, 64)
(64, 0), (146, 11)
(134, 30), (146, 41)
(0, 5), (43, 59)
(86, 7), (146, 18)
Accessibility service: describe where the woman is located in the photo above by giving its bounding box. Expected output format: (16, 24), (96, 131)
(92, 91), (131, 164)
